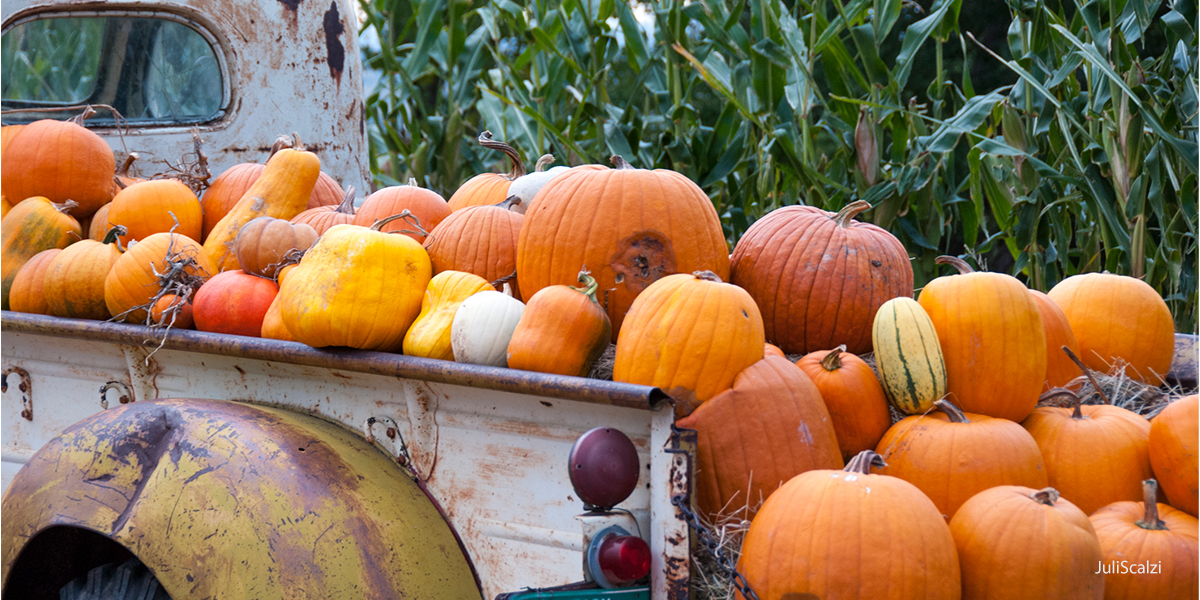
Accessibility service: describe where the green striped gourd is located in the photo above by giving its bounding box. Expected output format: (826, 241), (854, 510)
(872, 297), (947, 414)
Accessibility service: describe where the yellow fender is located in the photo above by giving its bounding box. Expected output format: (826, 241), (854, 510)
(1, 398), (481, 599)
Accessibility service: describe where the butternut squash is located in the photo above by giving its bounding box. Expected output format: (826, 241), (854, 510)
(203, 139), (320, 271)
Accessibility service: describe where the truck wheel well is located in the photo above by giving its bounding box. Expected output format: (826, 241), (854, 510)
(4, 525), (138, 599)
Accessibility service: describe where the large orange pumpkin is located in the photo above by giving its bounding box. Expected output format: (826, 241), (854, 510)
(104, 232), (215, 323)
(613, 271), (764, 412)
(353, 179), (451, 242)
(796, 345), (893, 462)
(192, 270), (278, 337)
(1048, 273), (1176, 384)
(1149, 395), (1198, 516)
(730, 200), (914, 355)
(1, 197), (82, 310)
(1021, 389), (1153, 515)
(106, 179), (203, 244)
(8, 249), (62, 315)
(735, 450), (961, 600)
(1030, 289), (1082, 390)
(918, 256), (1046, 422)
(201, 163), (342, 240)
(506, 270), (611, 377)
(423, 196), (523, 298)
(676, 356), (842, 519)
(1090, 480), (1199, 599)
(0, 117), (113, 218)
(517, 158), (730, 339)
(446, 132), (524, 211)
(43, 226), (125, 320)
(950, 486), (1104, 599)
(876, 399), (1049, 520)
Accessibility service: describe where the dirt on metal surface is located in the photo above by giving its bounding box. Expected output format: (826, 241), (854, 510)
(1, 398), (481, 600)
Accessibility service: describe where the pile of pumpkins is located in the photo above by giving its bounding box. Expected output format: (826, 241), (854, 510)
(3, 118), (1197, 598)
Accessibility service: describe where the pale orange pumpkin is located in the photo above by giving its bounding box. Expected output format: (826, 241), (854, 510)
(233, 217), (318, 280)
(8, 249), (62, 315)
(105, 232), (215, 323)
(1030, 289), (1083, 390)
(0, 117), (114, 218)
(506, 270), (611, 377)
(1149, 395), (1198, 516)
(1090, 479), (1199, 599)
(291, 187), (358, 235)
(87, 203), (112, 240)
(353, 179), (451, 242)
(106, 179), (203, 244)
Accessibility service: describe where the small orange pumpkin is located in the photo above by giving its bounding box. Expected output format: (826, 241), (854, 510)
(423, 195), (523, 298)
(506, 270), (611, 377)
(1030, 290), (1082, 390)
(104, 232), (215, 323)
(1090, 479), (1199, 598)
(291, 186), (358, 235)
(43, 226), (126, 320)
(763, 343), (786, 359)
(797, 345), (893, 462)
(261, 265), (298, 341)
(192, 270), (278, 337)
(234, 217), (318, 279)
(353, 179), (451, 242)
(106, 179), (203, 244)
(1149, 395), (1198, 516)
(87, 203), (112, 240)
(8, 249), (62, 315)
(447, 132), (524, 211)
(151, 294), (195, 330)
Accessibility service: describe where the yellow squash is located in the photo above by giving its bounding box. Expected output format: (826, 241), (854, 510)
(203, 140), (321, 272)
(403, 271), (493, 360)
(280, 216), (432, 351)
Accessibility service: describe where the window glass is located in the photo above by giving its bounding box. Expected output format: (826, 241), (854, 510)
(2, 16), (223, 125)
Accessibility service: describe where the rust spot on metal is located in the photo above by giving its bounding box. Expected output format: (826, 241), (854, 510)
(385, 427), (397, 439)
(3, 366), (33, 421)
(539, 400), (553, 407)
(322, 1), (346, 86)
(278, 0), (302, 10)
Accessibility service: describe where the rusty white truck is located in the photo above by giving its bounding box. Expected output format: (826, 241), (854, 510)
(0, 1), (704, 599)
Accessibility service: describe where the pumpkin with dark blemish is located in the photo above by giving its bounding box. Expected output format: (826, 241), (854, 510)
(517, 157), (729, 340)
(730, 200), (913, 356)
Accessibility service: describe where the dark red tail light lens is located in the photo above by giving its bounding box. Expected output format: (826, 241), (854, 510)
(596, 534), (650, 585)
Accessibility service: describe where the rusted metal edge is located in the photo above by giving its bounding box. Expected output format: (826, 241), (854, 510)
(1, 312), (669, 410)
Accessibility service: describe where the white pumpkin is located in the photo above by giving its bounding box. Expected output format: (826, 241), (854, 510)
(451, 289), (526, 366)
(507, 154), (571, 214)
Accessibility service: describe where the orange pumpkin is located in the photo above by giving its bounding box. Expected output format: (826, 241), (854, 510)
(1021, 388), (1153, 515)
(730, 201), (914, 355)
(353, 179), (451, 242)
(43, 226), (125, 320)
(106, 179), (203, 244)
(424, 196), (523, 298)
(1030, 289), (1082, 390)
(735, 450), (961, 600)
(763, 343), (785, 359)
(1048, 273), (1176, 384)
(104, 232), (215, 323)
(0, 124), (26, 159)
(918, 256), (1046, 422)
(0, 117), (114, 218)
(677, 356), (842, 519)
(1149, 395), (1198, 516)
(517, 158), (730, 339)
(87, 203), (112, 240)
(446, 132), (524, 211)
(876, 399), (1049, 520)
(201, 163), (342, 240)
(8, 249), (62, 315)
(950, 486), (1104, 599)
(113, 152), (144, 191)
(233, 217), (318, 279)
(613, 271), (764, 412)
(192, 270), (278, 337)
(151, 294), (195, 330)
(291, 187), (357, 235)
(506, 270), (611, 377)
(1, 197), (82, 310)
(797, 345), (893, 462)
(1090, 480), (1199, 599)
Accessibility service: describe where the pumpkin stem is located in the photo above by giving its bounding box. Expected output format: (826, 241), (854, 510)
(269, 134), (293, 158)
(67, 105), (97, 125)
(407, 177), (419, 186)
(1039, 387), (1085, 419)
(101, 225), (127, 246)
(820, 345), (848, 371)
(51, 199), (79, 215)
(113, 175), (128, 190)
(335, 186), (357, 215)
(610, 155), (635, 170)
(833, 201), (872, 227)
(371, 209), (427, 236)
(535, 154), (556, 172)
(935, 256), (976, 274)
(844, 450), (887, 474)
(1030, 487), (1061, 506)
(489, 270), (518, 290)
(497, 195), (523, 211)
(1061, 345), (1112, 405)
(291, 132), (305, 152)
(933, 398), (971, 423)
(692, 270), (723, 283)
(573, 269), (601, 304)
(116, 152), (139, 178)
(1136, 479), (1168, 530)
(478, 131), (526, 179)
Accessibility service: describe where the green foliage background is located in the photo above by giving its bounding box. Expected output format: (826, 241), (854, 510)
(359, 0), (1199, 331)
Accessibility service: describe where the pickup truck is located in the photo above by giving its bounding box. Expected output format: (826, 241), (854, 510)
(0, 1), (694, 599)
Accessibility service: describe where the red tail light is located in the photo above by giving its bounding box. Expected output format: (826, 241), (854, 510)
(596, 534), (650, 586)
